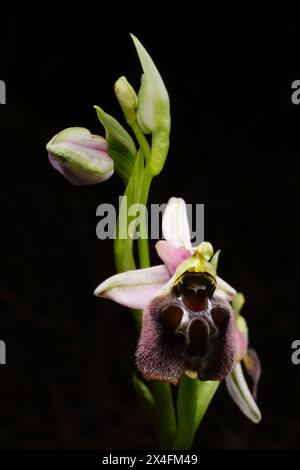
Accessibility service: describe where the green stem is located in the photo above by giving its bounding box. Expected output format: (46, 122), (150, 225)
(131, 308), (143, 331)
(152, 381), (177, 449)
(130, 122), (152, 163)
(138, 232), (151, 269)
(137, 166), (152, 269)
(172, 376), (220, 449)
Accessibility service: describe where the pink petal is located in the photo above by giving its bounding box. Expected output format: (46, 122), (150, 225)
(94, 265), (170, 310)
(243, 348), (262, 400)
(234, 326), (248, 362)
(155, 240), (191, 275)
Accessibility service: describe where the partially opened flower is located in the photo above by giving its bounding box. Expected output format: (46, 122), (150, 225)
(95, 197), (237, 384)
(225, 293), (262, 423)
(46, 127), (114, 185)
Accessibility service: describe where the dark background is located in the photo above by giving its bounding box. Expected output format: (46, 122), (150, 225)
(0, 6), (299, 449)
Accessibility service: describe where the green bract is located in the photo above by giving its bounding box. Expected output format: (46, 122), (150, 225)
(131, 34), (171, 176)
(95, 106), (136, 183)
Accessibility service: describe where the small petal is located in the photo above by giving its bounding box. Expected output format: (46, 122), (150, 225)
(234, 312), (249, 361)
(155, 240), (191, 274)
(234, 326), (248, 362)
(210, 249), (221, 270)
(243, 348), (261, 400)
(214, 276), (237, 303)
(231, 292), (245, 316)
(162, 197), (193, 252)
(94, 265), (170, 310)
(226, 362), (262, 423)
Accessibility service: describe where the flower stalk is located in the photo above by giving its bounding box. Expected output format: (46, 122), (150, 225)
(173, 377), (219, 449)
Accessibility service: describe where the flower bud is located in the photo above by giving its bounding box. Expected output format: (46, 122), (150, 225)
(46, 127), (113, 185)
(114, 76), (138, 124)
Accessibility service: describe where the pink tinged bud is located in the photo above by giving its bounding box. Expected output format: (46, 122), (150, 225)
(136, 271), (236, 384)
(46, 127), (113, 185)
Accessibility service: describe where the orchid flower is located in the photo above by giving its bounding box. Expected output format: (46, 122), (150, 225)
(95, 197), (262, 422)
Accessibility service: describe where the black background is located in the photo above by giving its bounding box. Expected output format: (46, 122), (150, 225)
(0, 6), (299, 449)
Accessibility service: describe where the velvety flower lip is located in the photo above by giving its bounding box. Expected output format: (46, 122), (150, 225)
(47, 127), (114, 185)
(136, 287), (236, 384)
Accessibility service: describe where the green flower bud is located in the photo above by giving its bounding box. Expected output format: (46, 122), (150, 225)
(114, 76), (138, 124)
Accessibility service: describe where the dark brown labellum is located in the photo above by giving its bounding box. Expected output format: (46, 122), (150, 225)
(136, 272), (235, 384)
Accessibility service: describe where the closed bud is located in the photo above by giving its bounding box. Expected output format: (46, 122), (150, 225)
(114, 76), (138, 124)
(46, 127), (113, 185)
